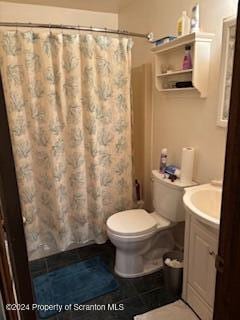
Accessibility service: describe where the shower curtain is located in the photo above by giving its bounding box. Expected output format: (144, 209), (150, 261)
(0, 31), (134, 260)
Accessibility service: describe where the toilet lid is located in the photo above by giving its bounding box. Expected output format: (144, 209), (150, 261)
(107, 209), (157, 236)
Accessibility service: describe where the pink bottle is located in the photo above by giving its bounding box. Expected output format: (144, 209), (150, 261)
(182, 45), (192, 70)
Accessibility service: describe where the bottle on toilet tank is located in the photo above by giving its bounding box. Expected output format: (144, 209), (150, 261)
(159, 148), (168, 173)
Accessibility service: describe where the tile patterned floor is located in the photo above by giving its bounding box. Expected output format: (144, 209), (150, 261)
(30, 242), (178, 320)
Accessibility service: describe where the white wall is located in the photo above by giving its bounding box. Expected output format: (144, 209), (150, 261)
(119, 0), (238, 183)
(0, 1), (118, 28)
(0, 0), (237, 188)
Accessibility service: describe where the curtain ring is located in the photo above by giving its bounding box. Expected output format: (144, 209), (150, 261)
(61, 24), (64, 35)
(29, 22), (33, 33)
(49, 23), (52, 35)
(89, 25), (93, 37)
(123, 30), (129, 38)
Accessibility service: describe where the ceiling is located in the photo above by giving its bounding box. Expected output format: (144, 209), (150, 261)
(2, 0), (133, 13)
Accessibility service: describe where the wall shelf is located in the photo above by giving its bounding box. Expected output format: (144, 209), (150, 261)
(151, 32), (214, 98)
(159, 87), (196, 92)
(157, 69), (193, 77)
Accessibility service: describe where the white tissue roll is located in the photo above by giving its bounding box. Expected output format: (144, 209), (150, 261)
(180, 147), (194, 184)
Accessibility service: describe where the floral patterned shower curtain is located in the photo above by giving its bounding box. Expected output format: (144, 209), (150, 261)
(0, 31), (134, 260)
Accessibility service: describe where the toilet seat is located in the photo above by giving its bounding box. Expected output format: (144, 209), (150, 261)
(107, 209), (157, 236)
(150, 212), (171, 229)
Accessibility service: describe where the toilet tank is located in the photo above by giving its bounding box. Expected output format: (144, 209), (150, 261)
(152, 170), (195, 222)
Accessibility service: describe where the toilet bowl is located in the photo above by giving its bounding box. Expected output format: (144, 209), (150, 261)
(107, 209), (173, 277)
(106, 170), (196, 278)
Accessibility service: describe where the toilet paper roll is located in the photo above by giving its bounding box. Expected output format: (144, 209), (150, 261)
(180, 147), (195, 184)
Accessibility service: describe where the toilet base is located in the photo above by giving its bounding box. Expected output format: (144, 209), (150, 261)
(115, 257), (163, 278)
(112, 229), (175, 278)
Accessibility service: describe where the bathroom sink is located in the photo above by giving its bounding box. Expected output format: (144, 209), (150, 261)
(183, 183), (222, 229)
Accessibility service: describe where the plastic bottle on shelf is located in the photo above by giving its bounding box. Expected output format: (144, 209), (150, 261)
(182, 45), (192, 70)
(191, 3), (200, 33)
(177, 11), (191, 37)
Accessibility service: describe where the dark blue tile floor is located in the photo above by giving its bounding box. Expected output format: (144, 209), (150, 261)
(30, 242), (178, 320)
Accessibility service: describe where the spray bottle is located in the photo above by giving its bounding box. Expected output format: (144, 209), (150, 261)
(160, 148), (168, 173)
(191, 3), (200, 33)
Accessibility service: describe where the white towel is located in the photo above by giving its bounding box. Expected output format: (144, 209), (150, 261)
(134, 300), (198, 320)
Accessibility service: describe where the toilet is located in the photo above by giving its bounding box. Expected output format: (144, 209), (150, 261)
(106, 170), (195, 278)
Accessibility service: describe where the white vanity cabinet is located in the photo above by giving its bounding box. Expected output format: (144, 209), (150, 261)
(182, 212), (219, 320)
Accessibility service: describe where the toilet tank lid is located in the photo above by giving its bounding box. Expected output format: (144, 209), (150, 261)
(107, 209), (156, 236)
(152, 170), (197, 189)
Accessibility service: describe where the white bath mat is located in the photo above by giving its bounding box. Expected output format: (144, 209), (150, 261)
(134, 300), (199, 320)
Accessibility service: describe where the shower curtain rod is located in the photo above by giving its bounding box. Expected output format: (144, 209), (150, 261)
(0, 22), (153, 41)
